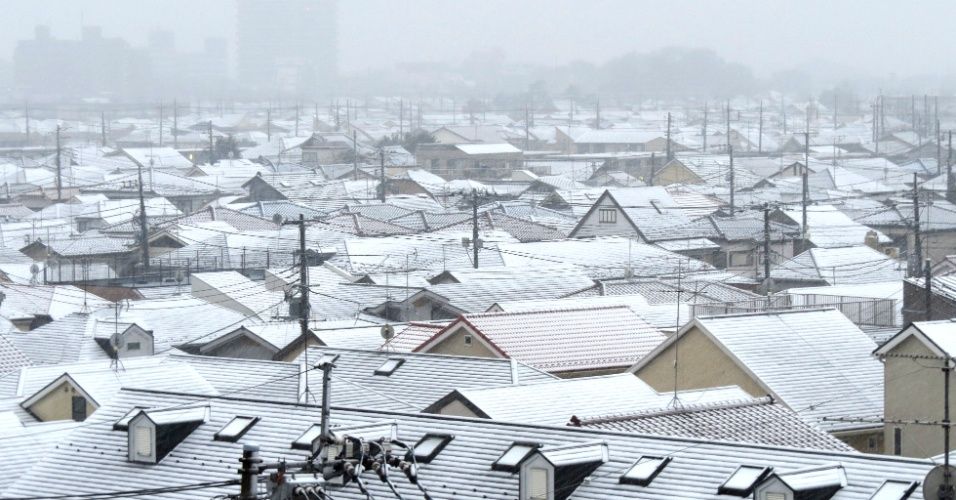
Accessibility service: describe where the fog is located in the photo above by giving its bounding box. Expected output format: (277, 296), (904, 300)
(1, 0), (954, 101)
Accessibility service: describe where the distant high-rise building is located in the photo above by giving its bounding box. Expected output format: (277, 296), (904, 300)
(236, 0), (337, 98)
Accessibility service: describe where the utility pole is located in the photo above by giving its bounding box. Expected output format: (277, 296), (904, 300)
(925, 258), (933, 321)
(472, 190), (480, 269)
(763, 204), (772, 284)
(725, 101), (731, 153)
(100, 111), (106, 147)
(238, 444), (261, 500)
(159, 102), (164, 147)
(595, 97), (600, 130)
(665, 112), (672, 161)
(833, 93), (838, 130)
(524, 103), (530, 151)
(208, 120), (215, 164)
(138, 161), (150, 273)
(729, 145), (735, 214)
(757, 100), (763, 154)
(352, 130), (358, 181)
(55, 125), (62, 201)
(399, 98), (404, 138)
(802, 131), (809, 250)
(939, 119), (943, 176)
(379, 149), (386, 203)
(913, 173), (923, 277)
(173, 100), (178, 149)
(266, 107), (271, 142)
(949, 131), (955, 205)
(648, 152), (657, 186)
(24, 103), (30, 146)
(297, 213), (309, 394)
(702, 102), (708, 153)
(782, 97), (788, 136)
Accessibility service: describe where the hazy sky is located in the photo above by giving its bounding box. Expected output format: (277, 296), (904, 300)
(0, 0), (951, 78)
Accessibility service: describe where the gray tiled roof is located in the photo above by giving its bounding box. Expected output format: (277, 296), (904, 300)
(2, 388), (933, 499)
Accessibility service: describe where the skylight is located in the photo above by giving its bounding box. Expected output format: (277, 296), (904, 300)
(412, 434), (453, 463)
(214, 416), (259, 442)
(619, 456), (671, 486)
(869, 480), (918, 500)
(718, 466), (772, 496)
(374, 358), (405, 376)
(492, 442), (539, 472)
(113, 407), (146, 431)
(292, 424), (322, 450)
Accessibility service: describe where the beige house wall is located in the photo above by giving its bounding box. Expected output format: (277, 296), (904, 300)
(634, 327), (765, 396)
(883, 334), (949, 457)
(436, 399), (481, 418)
(422, 327), (500, 358)
(28, 381), (96, 422)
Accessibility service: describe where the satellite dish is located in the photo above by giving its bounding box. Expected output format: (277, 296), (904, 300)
(175, 269), (185, 283)
(380, 324), (395, 340)
(29, 263), (39, 276)
(272, 213), (284, 226)
(923, 464), (956, 500)
(111, 332), (126, 350)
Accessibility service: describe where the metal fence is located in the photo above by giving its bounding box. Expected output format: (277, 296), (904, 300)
(688, 293), (898, 327)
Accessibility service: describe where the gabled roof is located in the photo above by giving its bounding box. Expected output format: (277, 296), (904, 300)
(575, 396), (854, 452)
(631, 309), (883, 432)
(4, 387), (934, 500)
(570, 187), (691, 240)
(416, 305), (666, 373)
(874, 319), (956, 361)
(297, 346), (554, 410)
(771, 245), (904, 285)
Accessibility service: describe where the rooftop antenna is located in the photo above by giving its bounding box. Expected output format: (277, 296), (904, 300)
(670, 259), (684, 409)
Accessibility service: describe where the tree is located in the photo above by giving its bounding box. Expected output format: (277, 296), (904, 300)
(214, 135), (240, 160)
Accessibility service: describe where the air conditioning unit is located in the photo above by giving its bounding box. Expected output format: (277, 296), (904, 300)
(883, 247), (900, 258)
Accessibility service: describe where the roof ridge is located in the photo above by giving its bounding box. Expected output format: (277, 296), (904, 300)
(574, 396), (774, 425)
(464, 303), (634, 319)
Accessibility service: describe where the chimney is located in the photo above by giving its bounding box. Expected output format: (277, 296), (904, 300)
(864, 230), (880, 250)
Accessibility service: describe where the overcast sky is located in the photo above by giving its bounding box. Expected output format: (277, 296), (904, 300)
(0, 0), (950, 79)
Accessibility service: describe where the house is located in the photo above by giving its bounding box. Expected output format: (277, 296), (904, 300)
(568, 187), (691, 241)
(413, 305), (667, 377)
(670, 212), (801, 276)
(770, 245), (904, 290)
(4, 386), (935, 500)
(874, 319), (956, 457)
(902, 275), (956, 324)
(557, 128), (682, 155)
(630, 309), (885, 452)
(414, 143), (523, 180)
(775, 204), (892, 250)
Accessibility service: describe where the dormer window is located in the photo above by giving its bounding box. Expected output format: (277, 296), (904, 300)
(519, 442), (608, 500)
(127, 406), (208, 464)
(100, 324), (154, 359)
(754, 464), (846, 500)
(20, 373), (98, 422)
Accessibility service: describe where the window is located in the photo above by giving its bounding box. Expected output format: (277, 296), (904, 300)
(728, 251), (753, 267)
(127, 342), (141, 351)
(412, 434), (453, 463)
(718, 466), (772, 496)
(463, 335), (473, 347)
(893, 427), (902, 455)
(492, 442), (539, 472)
(869, 480), (918, 500)
(527, 467), (549, 500)
(598, 208), (617, 223)
(214, 416), (259, 442)
(375, 358), (405, 376)
(620, 456), (671, 486)
(134, 425), (153, 458)
(71, 396), (87, 422)
(292, 424), (322, 450)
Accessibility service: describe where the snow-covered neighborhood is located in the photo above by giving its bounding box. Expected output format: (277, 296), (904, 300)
(0, 1), (954, 499)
